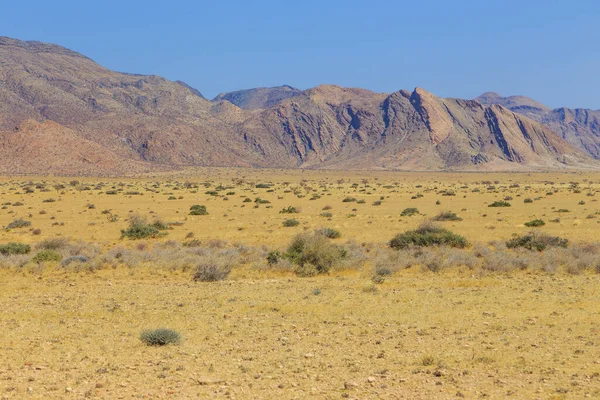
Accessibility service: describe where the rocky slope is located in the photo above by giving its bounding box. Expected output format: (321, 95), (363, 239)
(476, 93), (600, 158)
(213, 85), (302, 110)
(0, 36), (597, 174)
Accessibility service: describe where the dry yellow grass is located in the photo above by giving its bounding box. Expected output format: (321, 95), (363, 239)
(1, 169), (600, 399)
(0, 169), (599, 248)
(1, 269), (599, 399)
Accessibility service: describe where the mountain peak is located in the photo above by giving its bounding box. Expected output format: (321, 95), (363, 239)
(0, 36), (91, 60)
(212, 85), (302, 110)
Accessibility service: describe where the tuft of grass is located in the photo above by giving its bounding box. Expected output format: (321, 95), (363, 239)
(193, 257), (233, 282)
(316, 228), (342, 239)
(524, 219), (545, 227)
(488, 201), (511, 207)
(390, 221), (468, 250)
(5, 219), (31, 230)
(432, 211), (462, 221)
(282, 219), (300, 227)
(279, 206), (300, 214)
(400, 208), (419, 217)
(140, 329), (181, 346)
(189, 205), (208, 215)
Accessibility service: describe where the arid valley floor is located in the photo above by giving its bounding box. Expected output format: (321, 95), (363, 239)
(1, 169), (600, 399)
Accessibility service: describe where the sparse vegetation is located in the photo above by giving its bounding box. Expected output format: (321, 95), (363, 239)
(488, 200), (511, 207)
(400, 207), (419, 217)
(390, 221), (468, 250)
(506, 232), (568, 251)
(189, 205), (208, 215)
(140, 328), (181, 346)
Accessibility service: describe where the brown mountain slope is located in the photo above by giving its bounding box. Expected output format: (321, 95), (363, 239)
(239, 86), (591, 170)
(213, 85), (303, 110)
(0, 120), (163, 175)
(476, 93), (600, 158)
(0, 36), (597, 174)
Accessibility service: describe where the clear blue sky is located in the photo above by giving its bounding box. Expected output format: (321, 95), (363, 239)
(2, 0), (599, 109)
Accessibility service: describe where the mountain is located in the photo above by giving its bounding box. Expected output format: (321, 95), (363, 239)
(476, 93), (600, 158)
(0, 36), (597, 175)
(213, 85), (303, 110)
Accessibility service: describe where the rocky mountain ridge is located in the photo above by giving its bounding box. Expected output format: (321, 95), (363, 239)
(0, 36), (597, 175)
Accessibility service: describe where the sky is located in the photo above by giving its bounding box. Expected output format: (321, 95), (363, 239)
(2, 0), (599, 109)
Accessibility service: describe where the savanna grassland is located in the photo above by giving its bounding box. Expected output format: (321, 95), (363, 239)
(1, 169), (600, 399)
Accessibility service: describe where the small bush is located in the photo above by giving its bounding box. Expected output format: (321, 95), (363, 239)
(193, 260), (232, 282)
(6, 219), (31, 229)
(189, 205), (208, 215)
(32, 250), (62, 263)
(285, 231), (347, 275)
(400, 208), (419, 217)
(316, 228), (342, 239)
(279, 206), (299, 214)
(320, 212), (333, 218)
(282, 219), (300, 227)
(266, 250), (282, 266)
(524, 219), (545, 227)
(506, 232), (568, 252)
(0, 242), (31, 255)
(390, 221), (468, 250)
(524, 198), (533, 203)
(432, 211), (462, 221)
(121, 216), (163, 239)
(488, 201), (511, 207)
(36, 238), (69, 251)
(61, 255), (90, 266)
(140, 329), (181, 346)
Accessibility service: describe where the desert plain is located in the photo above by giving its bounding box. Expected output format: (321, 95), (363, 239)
(1, 169), (600, 399)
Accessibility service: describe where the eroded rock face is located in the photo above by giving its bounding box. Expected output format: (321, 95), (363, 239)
(0, 36), (597, 174)
(476, 92), (600, 159)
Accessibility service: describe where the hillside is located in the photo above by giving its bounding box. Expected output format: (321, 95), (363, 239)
(476, 93), (600, 158)
(0, 36), (597, 174)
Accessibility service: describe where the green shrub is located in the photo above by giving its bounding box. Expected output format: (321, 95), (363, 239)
(279, 206), (299, 214)
(255, 183), (272, 188)
(320, 212), (333, 218)
(121, 216), (163, 239)
(140, 329), (181, 346)
(0, 242), (31, 255)
(342, 197), (357, 203)
(389, 221), (468, 250)
(189, 205), (208, 215)
(488, 201), (511, 207)
(400, 208), (419, 217)
(316, 228), (342, 239)
(524, 219), (545, 227)
(432, 211), (462, 221)
(506, 232), (568, 251)
(6, 219), (31, 229)
(282, 219), (300, 227)
(285, 231), (347, 275)
(266, 250), (282, 265)
(523, 198), (533, 203)
(32, 250), (62, 263)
